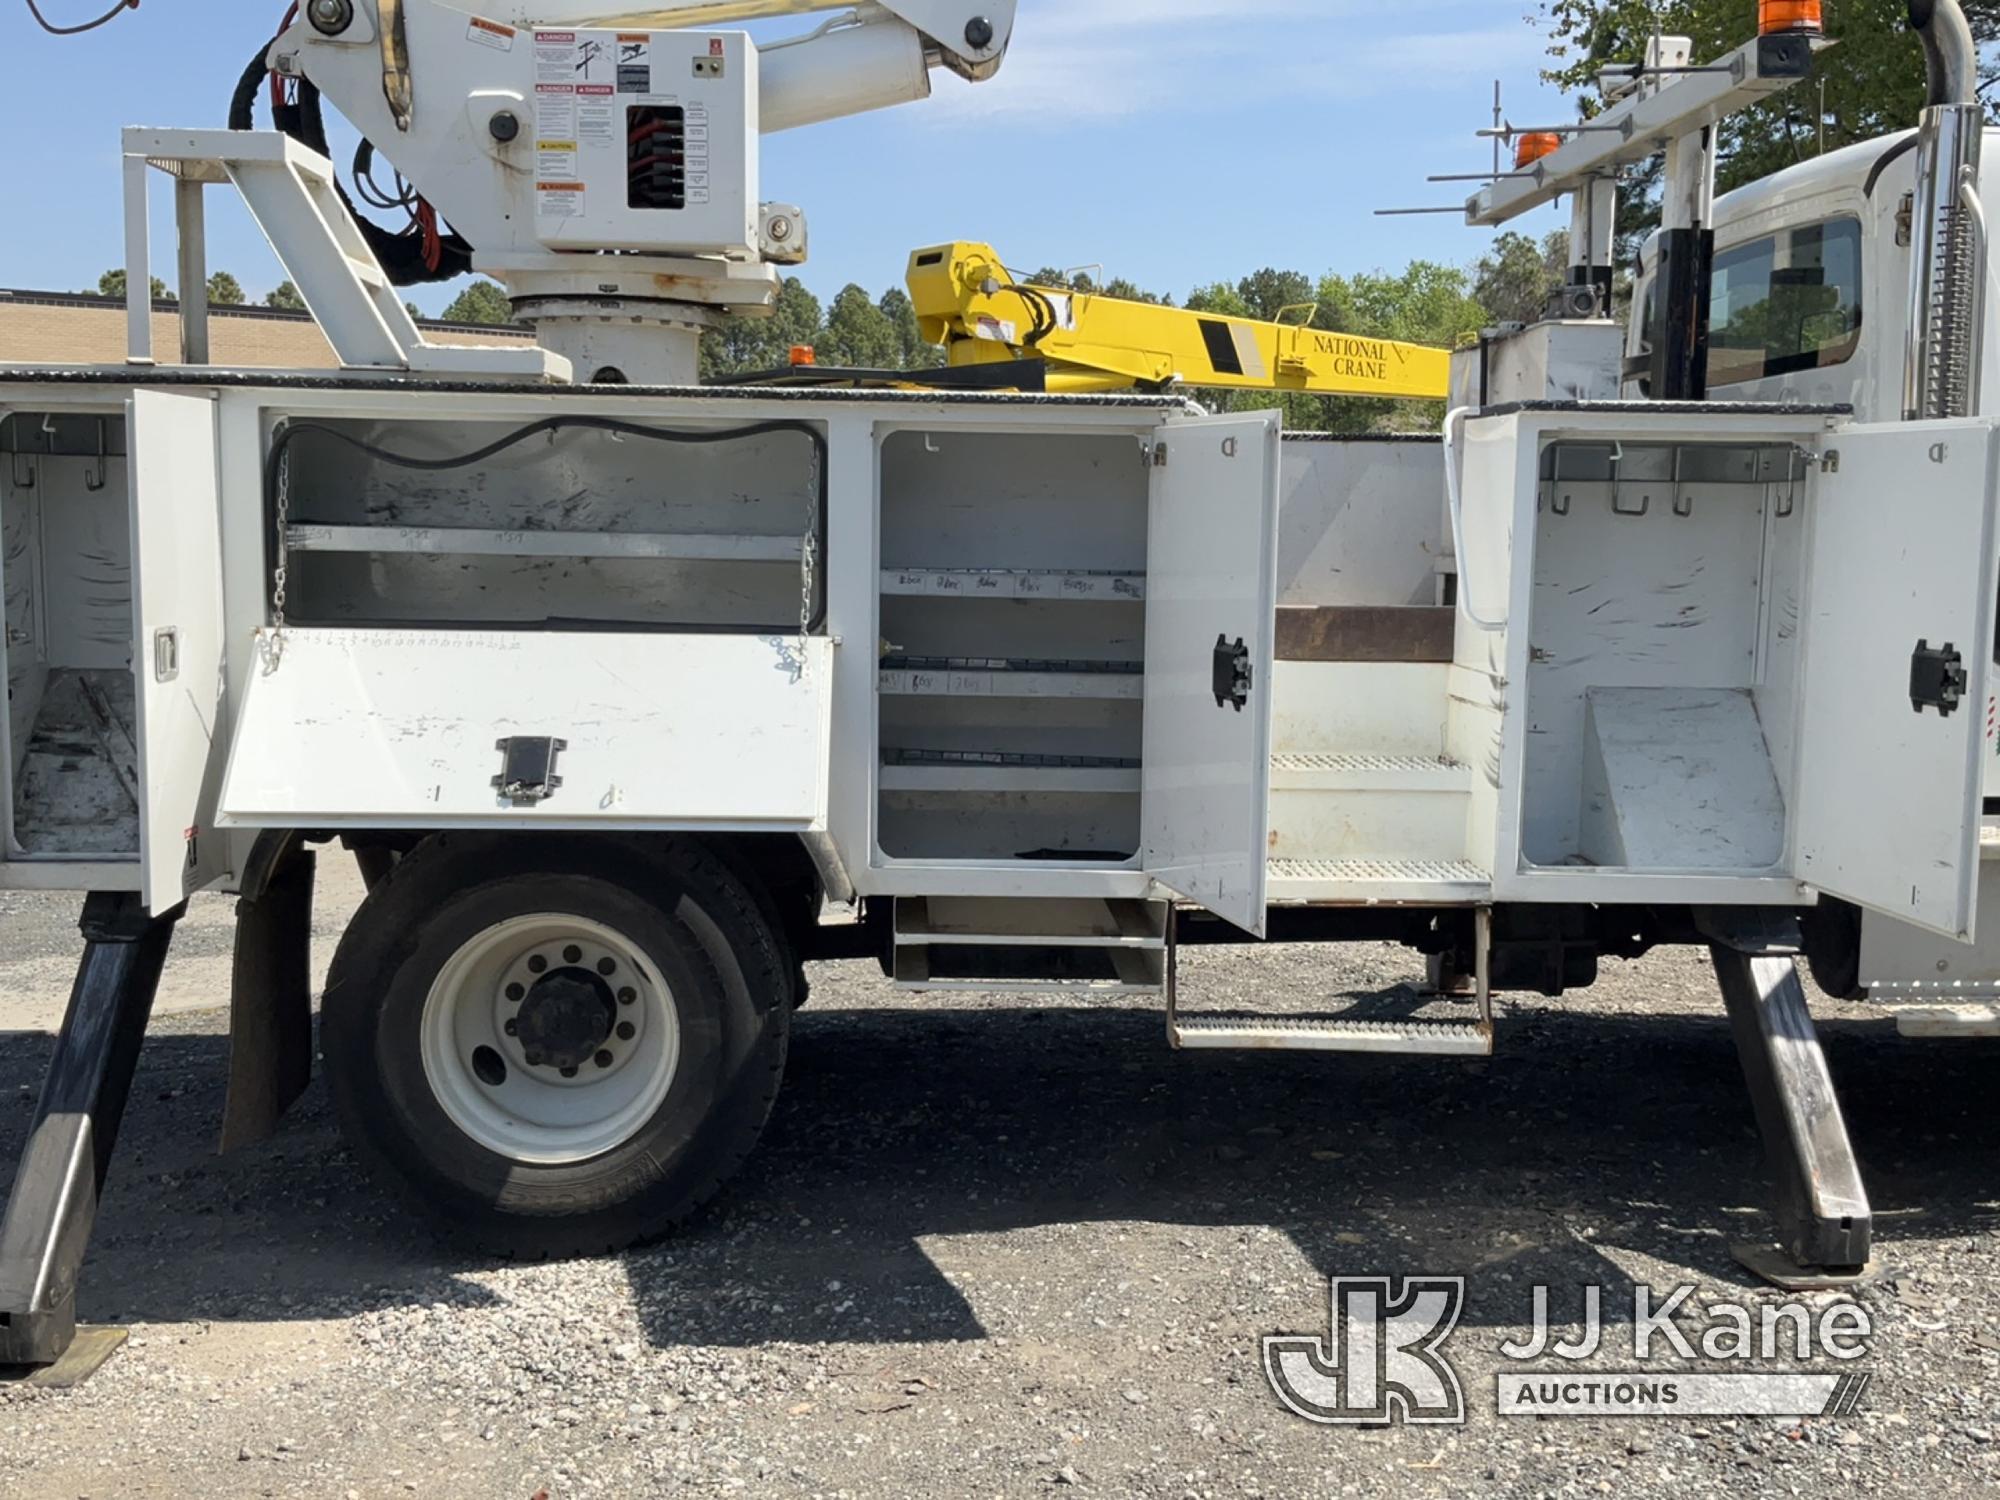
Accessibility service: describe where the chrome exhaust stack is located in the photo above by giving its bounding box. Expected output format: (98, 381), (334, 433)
(1904, 0), (1987, 420)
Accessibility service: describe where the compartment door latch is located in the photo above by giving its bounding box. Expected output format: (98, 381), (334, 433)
(1212, 635), (1251, 713)
(494, 737), (568, 805)
(1909, 640), (1968, 718)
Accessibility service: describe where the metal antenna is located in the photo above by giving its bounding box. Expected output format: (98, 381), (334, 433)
(1492, 80), (1503, 181)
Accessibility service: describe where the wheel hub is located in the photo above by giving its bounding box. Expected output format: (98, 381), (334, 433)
(421, 913), (680, 1166)
(515, 968), (616, 1071)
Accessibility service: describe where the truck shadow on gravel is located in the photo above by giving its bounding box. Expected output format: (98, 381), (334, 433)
(1, 985), (1996, 1351)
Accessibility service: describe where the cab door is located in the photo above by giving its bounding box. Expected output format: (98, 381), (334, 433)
(1794, 419), (2000, 939)
(1142, 412), (1281, 936)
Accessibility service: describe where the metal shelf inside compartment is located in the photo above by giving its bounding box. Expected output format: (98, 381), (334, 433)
(880, 568), (1146, 601)
(877, 656), (1144, 701)
(880, 749), (1141, 796)
(286, 523), (802, 563)
(880, 656), (1142, 675)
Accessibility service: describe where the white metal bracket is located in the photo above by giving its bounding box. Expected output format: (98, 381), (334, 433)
(1464, 35), (1829, 230)
(120, 128), (571, 383)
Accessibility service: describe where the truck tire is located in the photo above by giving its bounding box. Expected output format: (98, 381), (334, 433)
(319, 834), (790, 1257)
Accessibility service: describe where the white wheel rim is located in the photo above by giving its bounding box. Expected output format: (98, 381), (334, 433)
(419, 913), (682, 1166)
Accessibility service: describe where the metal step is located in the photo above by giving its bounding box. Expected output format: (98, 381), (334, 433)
(1267, 858), (1491, 905)
(1887, 1001), (2000, 1038)
(1167, 910), (1495, 1056)
(892, 897), (1171, 996)
(1170, 1016), (1493, 1056)
(1268, 753), (1471, 792)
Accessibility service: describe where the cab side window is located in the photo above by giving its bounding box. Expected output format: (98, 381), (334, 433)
(1708, 218), (1863, 387)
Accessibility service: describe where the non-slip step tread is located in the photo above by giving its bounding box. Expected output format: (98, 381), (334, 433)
(895, 976), (1166, 996)
(1270, 858), (1490, 882)
(1270, 754), (1463, 774)
(1268, 755), (1473, 794)
(1172, 1016), (1493, 1055)
(1267, 858), (1492, 907)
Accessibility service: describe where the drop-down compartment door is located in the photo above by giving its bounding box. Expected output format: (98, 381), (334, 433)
(1142, 412), (1282, 937)
(1795, 420), (2000, 940)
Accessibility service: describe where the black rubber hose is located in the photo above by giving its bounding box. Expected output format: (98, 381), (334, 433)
(229, 44), (268, 132)
(226, 39), (474, 286)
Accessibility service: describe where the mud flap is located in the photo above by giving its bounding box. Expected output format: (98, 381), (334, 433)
(221, 847), (317, 1152)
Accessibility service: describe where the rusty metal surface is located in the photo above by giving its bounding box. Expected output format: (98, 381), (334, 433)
(1275, 606), (1455, 663)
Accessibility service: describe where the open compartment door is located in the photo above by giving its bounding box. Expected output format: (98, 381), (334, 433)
(1142, 412), (1281, 936)
(220, 630), (832, 830)
(1796, 420), (2000, 940)
(130, 389), (228, 911)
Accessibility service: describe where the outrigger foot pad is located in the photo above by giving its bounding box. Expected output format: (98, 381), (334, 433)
(1698, 908), (1874, 1285)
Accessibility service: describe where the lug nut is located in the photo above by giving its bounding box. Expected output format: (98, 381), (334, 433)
(563, 945), (583, 964)
(595, 1050), (614, 1069)
(505, 1019), (519, 1036)
(597, 957), (617, 976)
(616, 1022), (636, 1041)
(618, 987), (637, 1006)
(560, 1066), (579, 1079)
(506, 983), (525, 1002)
(528, 955), (548, 974)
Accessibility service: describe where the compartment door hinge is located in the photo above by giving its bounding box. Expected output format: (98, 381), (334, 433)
(1910, 639), (1968, 717)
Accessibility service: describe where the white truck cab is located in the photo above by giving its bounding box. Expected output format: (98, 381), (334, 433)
(1625, 127), (2000, 424)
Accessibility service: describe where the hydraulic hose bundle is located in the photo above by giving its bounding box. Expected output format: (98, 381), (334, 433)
(226, 15), (474, 287)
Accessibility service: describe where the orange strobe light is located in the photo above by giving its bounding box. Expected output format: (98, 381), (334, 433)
(1514, 132), (1564, 170)
(1758, 0), (1823, 34)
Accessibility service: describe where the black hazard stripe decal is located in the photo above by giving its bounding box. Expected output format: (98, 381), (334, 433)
(1198, 319), (1243, 377)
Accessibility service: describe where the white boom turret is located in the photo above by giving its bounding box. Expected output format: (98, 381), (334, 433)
(261, 0), (1016, 380)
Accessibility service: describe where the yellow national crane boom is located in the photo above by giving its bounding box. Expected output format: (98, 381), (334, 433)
(907, 241), (1451, 399)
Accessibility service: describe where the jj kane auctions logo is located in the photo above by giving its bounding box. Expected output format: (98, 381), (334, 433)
(1265, 1278), (1873, 1424)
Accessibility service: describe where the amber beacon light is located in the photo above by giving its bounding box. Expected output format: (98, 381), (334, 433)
(1514, 131), (1564, 170)
(1758, 0), (1824, 34)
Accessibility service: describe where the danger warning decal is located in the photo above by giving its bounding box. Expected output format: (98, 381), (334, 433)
(466, 15), (516, 51)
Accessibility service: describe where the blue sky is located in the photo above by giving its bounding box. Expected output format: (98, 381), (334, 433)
(0, 0), (1573, 315)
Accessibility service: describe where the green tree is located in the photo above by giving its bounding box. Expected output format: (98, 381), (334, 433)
(1184, 282), (1254, 318)
(265, 281), (307, 311)
(1023, 268), (1169, 304)
(816, 284), (901, 368)
(95, 269), (169, 301)
(1234, 268), (1316, 323)
(439, 280), (516, 326)
(878, 287), (944, 369)
(1098, 278), (1166, 306)
(700, 276), (824, 380)
(1473, 231), (1570, 327)
(206, 271), (246, 306)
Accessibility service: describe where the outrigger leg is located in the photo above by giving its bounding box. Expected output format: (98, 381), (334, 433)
(1698, 909), (1874, 1289)
(0, 893), (181, 1379)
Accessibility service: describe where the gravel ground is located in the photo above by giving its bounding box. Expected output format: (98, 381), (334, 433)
(1, 871), (1998, 1499)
